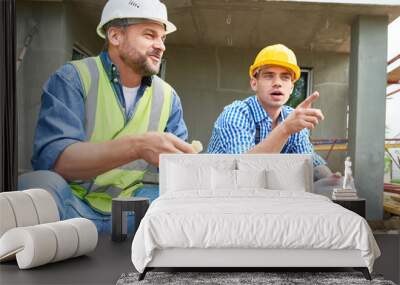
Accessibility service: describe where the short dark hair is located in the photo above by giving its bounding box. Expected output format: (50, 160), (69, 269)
(102, 18), (150, 51)
(102, 18), (131, 51)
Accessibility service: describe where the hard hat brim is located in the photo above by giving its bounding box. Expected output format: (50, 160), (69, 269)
(96, 17), (177, 39)
(249, 60), (301, 81)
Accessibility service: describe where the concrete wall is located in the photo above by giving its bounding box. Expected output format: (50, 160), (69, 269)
(16, 0), (102, 172)
(348, 16), (387, 219)
(16, 2), (350, 173)
(164, 45), (349, 172)
(300, 50), (349, 172)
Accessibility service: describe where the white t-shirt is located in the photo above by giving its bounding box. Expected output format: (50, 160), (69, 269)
(122, 85), (140, 114)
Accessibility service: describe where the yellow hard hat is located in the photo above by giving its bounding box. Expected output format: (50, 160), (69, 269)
(249, 44), (301, 81)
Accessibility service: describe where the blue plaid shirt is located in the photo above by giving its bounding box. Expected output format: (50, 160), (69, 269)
(32, 51), (188, 170)
(207, 96), (325, 167)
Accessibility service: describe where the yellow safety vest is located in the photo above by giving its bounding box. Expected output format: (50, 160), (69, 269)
(69, 56), (172, 213)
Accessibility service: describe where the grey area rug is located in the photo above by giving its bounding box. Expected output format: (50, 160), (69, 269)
(117, 272), (396, 285)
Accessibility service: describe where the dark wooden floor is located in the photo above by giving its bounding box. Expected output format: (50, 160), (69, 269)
(0, 235), (134, 285)
(1, 234), (397, 284)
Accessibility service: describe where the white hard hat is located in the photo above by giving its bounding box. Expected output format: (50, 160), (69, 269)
(97, 0), (177, 39)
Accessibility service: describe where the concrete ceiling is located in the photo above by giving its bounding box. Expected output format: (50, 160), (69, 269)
(72, 0), (400, 53)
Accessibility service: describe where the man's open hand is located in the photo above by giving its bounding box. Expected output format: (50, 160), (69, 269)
(281, 91), (324, 135)
(134, 132), (196, 166)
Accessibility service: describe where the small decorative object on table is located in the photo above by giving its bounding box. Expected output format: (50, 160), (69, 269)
(112, 197), (149, 242)
(331, 157), (366, 218)
(332, 156), (359, 200)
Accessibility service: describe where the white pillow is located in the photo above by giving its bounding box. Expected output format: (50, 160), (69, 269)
(211, 169), (268, 190)
(267, 167), (307, 191)
(167, 163), (211, 191)
(211, 168), (237, 190)
(236, 169), (268, 189)
(237, 157), (311, 192)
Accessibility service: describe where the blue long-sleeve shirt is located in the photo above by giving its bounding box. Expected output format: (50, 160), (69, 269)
(32, 51), (188, 170)
(207, 96), (326, 167)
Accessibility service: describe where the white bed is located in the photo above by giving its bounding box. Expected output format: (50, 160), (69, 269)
(131, 154), (380, 280)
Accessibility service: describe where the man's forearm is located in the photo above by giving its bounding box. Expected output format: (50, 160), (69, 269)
(54, 136), (140, 181)
(248, 124), (290, 154)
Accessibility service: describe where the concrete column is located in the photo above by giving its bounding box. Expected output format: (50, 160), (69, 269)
(348, 15), (387, 220)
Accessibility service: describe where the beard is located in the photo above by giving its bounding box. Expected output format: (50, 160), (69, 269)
(120, 45), (161, 76)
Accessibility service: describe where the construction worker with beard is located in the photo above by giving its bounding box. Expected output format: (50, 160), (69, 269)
(18, 0), (195, 233)
(208, 44), (333, 179)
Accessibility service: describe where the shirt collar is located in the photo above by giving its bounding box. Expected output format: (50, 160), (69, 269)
(99, 51), (152, 87)
(249, 95), (287, 124)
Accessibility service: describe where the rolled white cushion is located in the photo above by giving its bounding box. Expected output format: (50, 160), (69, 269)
(0, 196), (17, 237)
(24, 189), (59, 223)
(64, 218), (98, 257)
(0, 226), (57, 269)
(0, 189), (60, 238)
(0, 218), (98, 269)
(42, 221), (79, 262)
(0, 192), (39, 227)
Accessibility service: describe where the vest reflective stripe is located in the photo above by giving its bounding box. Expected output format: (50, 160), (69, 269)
(119, 159), (148, 171)
(82, 58), (100, 139)
(90, 185), (123, 197)
(75, 169), (144, 197)
(148, 76), (164, 132)
(70, 56), (172, 213)
(71, 60), (92, 96)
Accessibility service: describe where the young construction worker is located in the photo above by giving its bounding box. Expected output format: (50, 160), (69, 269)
(18, 0), (195, 233)
(208, 44), (332, 177)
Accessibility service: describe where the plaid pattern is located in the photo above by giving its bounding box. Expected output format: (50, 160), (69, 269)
(207, 96), (325, 167)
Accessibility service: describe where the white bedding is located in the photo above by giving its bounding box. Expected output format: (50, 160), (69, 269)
(131, 190), (380, 273)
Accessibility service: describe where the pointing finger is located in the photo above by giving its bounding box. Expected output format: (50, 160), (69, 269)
(297, 91), (320, 109)
(302, 108), (325, 120)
